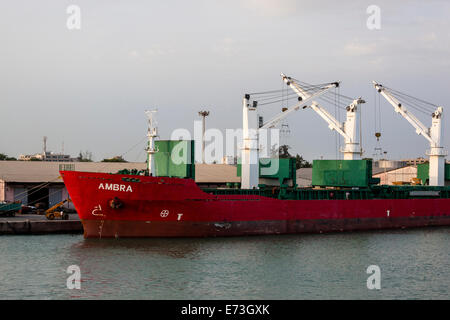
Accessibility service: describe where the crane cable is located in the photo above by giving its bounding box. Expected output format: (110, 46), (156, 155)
(8, 176), (64, 202)
(381, 85), (438, 116)
(251, 81), (354, 108)
(25, 187), (70, 208)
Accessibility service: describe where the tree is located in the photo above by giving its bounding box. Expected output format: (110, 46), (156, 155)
(276, 145), (312, 169)
(77, 151), (93, 162)
(101, 156), (128, 163)
(295, 154), (312, 169)
(0, 153), (17, 161)
(278, 145), (292, 159)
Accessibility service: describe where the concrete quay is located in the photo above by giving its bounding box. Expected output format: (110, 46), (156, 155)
(0, 214), (83, 235)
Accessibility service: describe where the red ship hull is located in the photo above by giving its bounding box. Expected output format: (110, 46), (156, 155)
(61, 171), (450, 238)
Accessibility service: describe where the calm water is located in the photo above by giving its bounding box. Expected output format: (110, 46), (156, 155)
(0, 228), (449, 300)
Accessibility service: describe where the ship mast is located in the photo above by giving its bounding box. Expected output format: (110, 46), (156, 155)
(145, 109), (158, 176)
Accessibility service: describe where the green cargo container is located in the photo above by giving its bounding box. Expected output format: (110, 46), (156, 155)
(237, 158), (297, 186)
(312, 159), (376, 188)
(417, 163), (428, 184)
(0, 202), (21, 216)
(153, 140), (195, 179)
(417, 163), (450, 184)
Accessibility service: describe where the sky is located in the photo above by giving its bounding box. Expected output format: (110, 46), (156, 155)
(1, 0), (450, 162)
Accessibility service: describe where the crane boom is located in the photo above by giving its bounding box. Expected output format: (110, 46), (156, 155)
(260, 85), (337, 130)
(373, 81), (434, 145)
(309, 102), (349, 140)
(282, 74), (364, 160)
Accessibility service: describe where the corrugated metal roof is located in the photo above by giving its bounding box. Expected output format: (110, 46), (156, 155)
(296, 168), (312, 187)
(296, 168), (312, 180)
(0, 161), (147, 183)
(0, 161), (240, 184)
(195, 164), (240, 183)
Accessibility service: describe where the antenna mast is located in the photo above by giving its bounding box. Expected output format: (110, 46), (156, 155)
(43, 136), (47, 160)
(198, 110), (210, 163)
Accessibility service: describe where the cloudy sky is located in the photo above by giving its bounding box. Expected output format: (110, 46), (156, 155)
(1, 0), (449, 162)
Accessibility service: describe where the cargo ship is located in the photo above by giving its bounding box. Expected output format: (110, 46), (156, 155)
(61, 169), (450, 238)
(61, 75), (450, 238)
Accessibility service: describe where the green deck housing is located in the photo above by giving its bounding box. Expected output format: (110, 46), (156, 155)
(236, 158), (297, 186)
(417, 163), (450, 185)
(153, 140), (195, 179)
(312, 159), (379, 188)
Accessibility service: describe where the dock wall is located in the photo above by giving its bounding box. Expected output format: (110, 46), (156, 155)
(0, 220), (83, 235)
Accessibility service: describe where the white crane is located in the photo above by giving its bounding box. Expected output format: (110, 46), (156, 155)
(145, 109), (158, 176)
(373, 81), (446, 186)
(241, 75), (338, 189)
(281, 73), (365, 160)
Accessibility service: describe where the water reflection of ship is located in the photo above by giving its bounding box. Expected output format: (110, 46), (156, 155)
(68, 236), (293, 260)
(70, 238), (202, 259)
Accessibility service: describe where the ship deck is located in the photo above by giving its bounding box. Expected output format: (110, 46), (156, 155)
(202, 185), (450, 200)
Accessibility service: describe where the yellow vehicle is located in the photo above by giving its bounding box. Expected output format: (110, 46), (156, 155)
(45, 198), (72, 220)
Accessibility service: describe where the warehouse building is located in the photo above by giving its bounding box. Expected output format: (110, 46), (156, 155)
(373, 165), (418, 185)
(0, 162), (148, 209)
